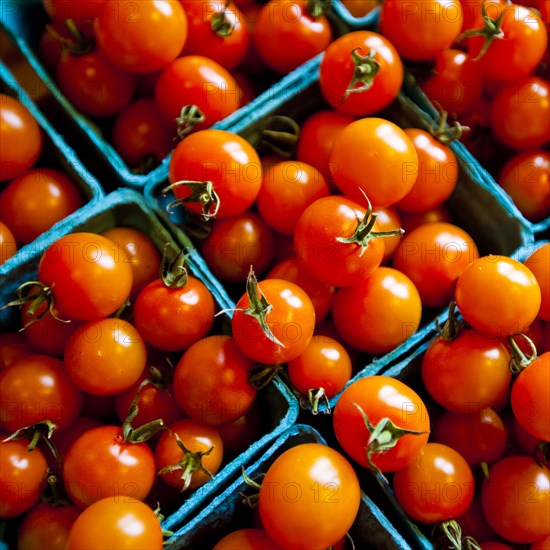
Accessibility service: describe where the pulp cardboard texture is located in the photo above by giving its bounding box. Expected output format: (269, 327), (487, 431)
(164, 423), (416, 549)
(0, 61), (103, 274)
(403, 78), (550, 236)
(0, 188), (299, 543)
(0, 0), (375, 191)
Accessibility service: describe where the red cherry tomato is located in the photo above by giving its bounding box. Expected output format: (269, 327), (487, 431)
(524, 243), (550, 321)
(0, 221), (16, 266)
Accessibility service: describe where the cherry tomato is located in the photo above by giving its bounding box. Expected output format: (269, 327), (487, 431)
(333, 376), (430, 472)
(155, 419), (223, 490)
(393, 443), (475, 523)
(56, 49), (136, 117)
(173, 335), (257, 425)
(457, 493), (498, 543)
(374, 207), (403, 263)
(111, 99), (174, 169)
(155, 56), (241, 132)
(511, 352), (550, 441)
(296, 110), (355, 187)
(199, 210), (276, 283)
(256, 161), (330, 236)
(0, 221), (16, 266)
(266, 257), (334, 324)
(254, 0), (332, 73)
(340, 0), (379, 16)
(168, 129), (261, 219)
(232, 278), (315, 364)
(320, 31), (403, 116)
(421, 49), (483, 116)
(258, 443), (361, 550)
(392, 222), (479, 308)
(0, 354), (83, 433)
(63, 425), (156, 508)
(395, 129), (459, 213)
(490, 76), (550, 150)
(0, 168), (83, 245)
(524, 243), (550, 321)
(432, 408), (507, 466)
(180, 0), (249, 70)
(43, 0), (104, 33)
(497, 150), (550, 223)
(66, 497), (163, 549)
(332, 267), (422, 354)
(17, 502), (81, 550)
(37, 232), (133, 321)
(455, 255), (541, 337)
(482, 456), (550, 543)
(466, 1), (547, 83)
(293, 195), (390, 287)
(0, 437), (48, 519)
(421, 328), (512, 412)
(213, 529), (281, 550)
(0, 94), (42, 181)
(330, 117), (418, 208)
(0, 331), (35, 370)
(380, 0), (463, 61)
(94, 0), (188, 73)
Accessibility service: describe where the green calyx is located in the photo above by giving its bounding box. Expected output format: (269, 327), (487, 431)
(342, 48), (381, 102)
(3, 421), (61, 466)
(162, 179), (220, 221)
(211, 0), (236, 37)
(306, 0), (331, 18)
(508, 333), (538, 374)
(261, 116), (301, 158)
(46, 18), (94, 56)
(300, 387), (331, 416)
(435, 301), (464, 342)
(175, 105), (206, 140)
(122, 380), (165, 444)
(336, 192), (404, 254)
(157, 433), (214, 492)
(160, 245), (190, 289)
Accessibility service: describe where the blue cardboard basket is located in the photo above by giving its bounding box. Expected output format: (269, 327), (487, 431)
(0, 188), (299, 543)
(164, 423), (417, 549)
(0, 61), (103, 274)
(0, 0), (375, 191)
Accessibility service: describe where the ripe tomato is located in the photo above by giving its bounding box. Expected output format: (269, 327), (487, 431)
(482, 456), (550, 543)
(0, 221), (16, 266)
(465, 1), (547, 82)
(454, 255), (541, 337)
(66, 497), (163, 549)
(155, 418), (223, 490)
(421, 49), (483, 116)
(524, 243), (550, 321)
(63, 425), (156, 508)
(490, 76), (550, 150)
(395, 129), (459, 213)
(393, 443), (475, 523)
(168, 129), (261, 219)
(0, 94), (42, 181)
(213, 529), (281, 550)
(333, 376), (429, 472)
(432, 408), (507, 466)
(374, 207), (403, 263)
(331, 267), (422, 354)
(155, 56), (241, 132)
(0, 331), (34, 370)
(380, 0), (463, 61)
(511, 352), (550, 441)
(64, 318), (147, 395)
(392, 222), (479, 307)
(294, 195), (394, 287)
(232, 276), (315, 364)
(56, 49), (136, 117)
(0, 168), (83, 245)
(180, 0), (249, 70)
(17, 502), (81, 550)
(0, 437), (48, 519)
(37, 232), (133, 321)
(422, 329), (512, 412)
(256, 161), (330, 236)
(173, 335), (257, 425)
(101, 226), (162, 300)
(94, 0), (188, 73)
(111, 99), (174, 169)
(253, 0), (332, 73)
(199, 210), (276, 283)
(330, 117), (418, 208)
(267, 257), (334, 324)
(319, 31), (403, 116)
(0, 354), (83, 433)
(258, 443), (361, 550)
